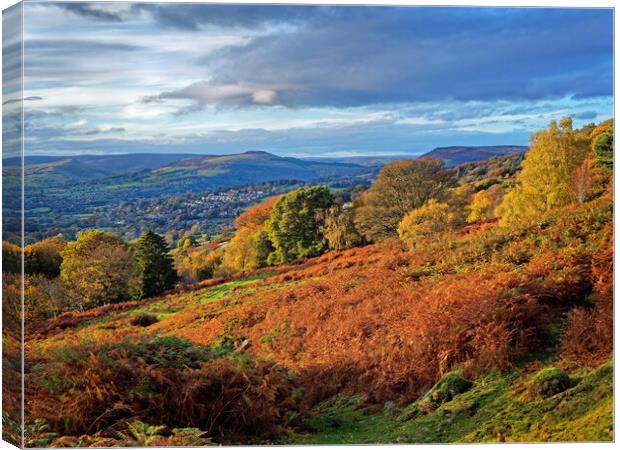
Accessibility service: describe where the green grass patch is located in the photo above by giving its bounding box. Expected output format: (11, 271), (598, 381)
(289, 360), (613, 444)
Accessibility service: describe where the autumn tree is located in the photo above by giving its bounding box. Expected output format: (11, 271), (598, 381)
(60, 230), (134, 310)
(23, 274), (69, 323)
(24, 236), (66, 277)
(354, 159), (454, 241)
(133, 230), (178, 299)
(265, 186), (335, 264)
(175, 246), (222, 285)
(2, 241), (20, 274)
(177, 236), (197, 250)
(467, 184), (503, 223)
(497, 118), (589, 227)
(220, 195), (282, 273)
(398, 199), (457, 248)
(221, 227), (260, 273)
(320, 206), (363, 251)
(592, 120), (613, 172)
(234, 195), (282, 230)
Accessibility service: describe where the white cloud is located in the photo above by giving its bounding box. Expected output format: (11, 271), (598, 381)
(252, 89), (278, 105)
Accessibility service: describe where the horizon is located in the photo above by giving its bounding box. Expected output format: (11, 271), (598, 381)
(3, 145), (531, 161)
(2, 3), (613, 157)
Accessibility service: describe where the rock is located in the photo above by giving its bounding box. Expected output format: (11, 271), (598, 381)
(384, 400), (396, 413)
(528, 368), (571, 398)
(418, 372), (473, 412)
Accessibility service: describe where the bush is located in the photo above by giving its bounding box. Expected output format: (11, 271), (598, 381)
(27, 337), (301, 443)
(130, 314), (159, 327)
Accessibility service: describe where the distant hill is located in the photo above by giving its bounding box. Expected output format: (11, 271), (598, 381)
(21, 151), (373, 230)
(420, 145), (528, 166)
(3, 153), (196, 186)
(159, 151), (367, 182)
(6, 151), (370, 189)
(301, 155), (414, 167)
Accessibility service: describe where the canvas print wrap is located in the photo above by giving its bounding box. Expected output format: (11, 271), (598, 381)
(1, 2), (615, 447)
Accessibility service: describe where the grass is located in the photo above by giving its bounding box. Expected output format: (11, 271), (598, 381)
(289, 360), (613, 444)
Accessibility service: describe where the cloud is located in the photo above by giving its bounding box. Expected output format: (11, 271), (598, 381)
(141, 82), (285, 112)
(143, 7), (612, 111)
(252, 90), (278, 105)
(134, 4), (325, 30)
(3, 96), (43, 105)
(58, 3), (124, 22)
(572, 110), (599, 120)
(78, 126), (126, 136)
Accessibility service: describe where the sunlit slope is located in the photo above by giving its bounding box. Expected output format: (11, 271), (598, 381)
(24, 195), (612, 444)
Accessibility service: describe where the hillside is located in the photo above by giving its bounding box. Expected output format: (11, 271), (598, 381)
(158, 151), (369, 182)
(9, 119), (615, 446)
(3, 153), (196, 186)
(19, 151), (373, 243)
(420, 145), (528, 166)
(22, 194), (613, 445)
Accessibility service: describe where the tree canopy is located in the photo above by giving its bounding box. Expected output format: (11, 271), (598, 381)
(133, 230), (178, 298)
(497, 118), (589, 227)
(60, 230), (134, 309)
(354, 159), (454, 242)
(265, 186), (335, 265)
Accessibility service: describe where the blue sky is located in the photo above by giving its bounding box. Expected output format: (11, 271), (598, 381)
(9, 3), (615, 157)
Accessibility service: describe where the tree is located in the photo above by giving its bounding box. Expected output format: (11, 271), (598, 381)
(497, 118), (589, 227)
(175, 246), (222, 285)
(133, 230), (178, 298)
(177, 236), (197, 250)
(221, 227), (260, 273)
(2, 241), (21, 274)
(592, 120), (613, 172)
(60, 230), (134, 310)
(354, 159), (454, 242)
(234, 195), (282, 230)
(320, 206), (363, 251)
(25, 236), (66, 277)
(398, 199), (457, 248)
(265, 186), (335, 265)
(466, 185), (503, 223)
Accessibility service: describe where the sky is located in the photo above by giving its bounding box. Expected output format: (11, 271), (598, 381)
(3, 3), (614, 157)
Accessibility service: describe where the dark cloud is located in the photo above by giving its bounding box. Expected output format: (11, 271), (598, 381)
(59, 3), (124, 22)
(134, 4), (327, 30)
(78, 127), (126, 136)
(572, 110), (599, 120)
(3, 96), (43, 105)
(146, 7), (612, 111)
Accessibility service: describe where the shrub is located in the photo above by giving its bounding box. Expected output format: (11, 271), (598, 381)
(130, 314), (159, 327)
(27, 337), (301, 443)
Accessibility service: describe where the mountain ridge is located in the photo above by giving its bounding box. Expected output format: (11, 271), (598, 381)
(420, 145), (528, 166)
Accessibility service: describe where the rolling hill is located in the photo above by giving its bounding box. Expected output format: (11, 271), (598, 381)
(420, 145), (528, 166)
(3, 153), (197, 186)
